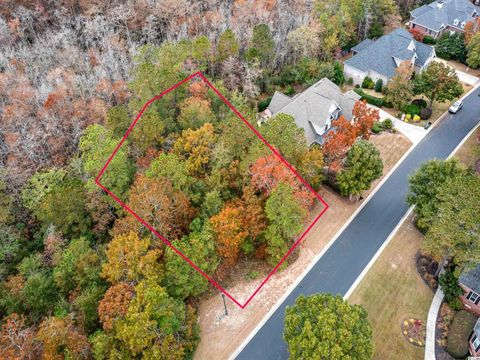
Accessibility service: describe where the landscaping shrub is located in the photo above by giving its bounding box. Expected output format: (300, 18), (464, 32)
(247, 270), (259, 280)
(361, 76), (375, 89)
(383, 118), (393, 130)
(285, 85), (295, 96)
(354, 88), (384, 107)
(439, 266), (463, 309)
(355, 84), (360, 89)
(347, 77), (354, 86)
(404, 103), (421, 116)
(420, 107), (432, 120)
(372, 122), (383, 134)
(374, 79), (383, 93)
(447, 310), (477, 358)
(412, 99), (427, 108)
(413, 114), (420, 122)
(423, 35), (436, 45)
(258, 96), (272, 112)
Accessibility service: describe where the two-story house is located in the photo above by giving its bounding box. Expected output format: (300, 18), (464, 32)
(409, 0), (480, 39)
(344, 28), (436, 85)
(265, 78), (360, 146)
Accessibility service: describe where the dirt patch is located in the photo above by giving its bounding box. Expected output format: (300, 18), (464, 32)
(194, 132), (412, 360)
(415, 251), (438, 292)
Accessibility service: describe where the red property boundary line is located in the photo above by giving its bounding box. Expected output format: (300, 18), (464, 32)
(95, 71), (329, 308)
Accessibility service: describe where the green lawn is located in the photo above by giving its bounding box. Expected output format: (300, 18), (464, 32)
(349, 216), (434, 360)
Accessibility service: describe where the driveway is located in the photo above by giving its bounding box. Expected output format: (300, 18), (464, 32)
(235, 86), (480, 360)
(370, 105), (427, 144)
(434, 58), (480, 86)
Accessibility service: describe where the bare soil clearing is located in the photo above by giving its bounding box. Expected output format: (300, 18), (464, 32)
(194, 132), (412, 360)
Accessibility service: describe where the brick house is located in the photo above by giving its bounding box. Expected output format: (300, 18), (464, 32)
(470, 318), (480, 356)
(409, 0), (480, 39)
(459, 264), (480, 316)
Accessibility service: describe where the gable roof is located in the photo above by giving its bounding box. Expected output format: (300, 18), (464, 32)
(459, 263), (480, 294)
(410, 0), (480, 32)
(344, 28), (435, 80)
(267, 78), (360, 146)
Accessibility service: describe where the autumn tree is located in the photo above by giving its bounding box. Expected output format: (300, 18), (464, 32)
(284, 294), (373, 360)
(423, 173), (480, 265)
(322, 116), (358, 170)
(177, 96), (215, 130)
(101, 231), (163, 285)
(467, 33), (480, 69)
(250, 153), (316, 210)
(113, 176), (195, 241)
(36, 315), (91, 359)
(98, 283), (135, 331)
(407, 159), (465, 233)
(210, 204), (248, 266)
(164, 220), (219, 299)
(299, 147), (325, 189)
(336, 141), (383, 199)
(385, 61), (414, 110)
(352, 100), (379, 140)
(114, 280), (186, 356)
(413, 61), (463, 110)
(286, 25), (321, 64)
(264, 183), (306, 266)
(173, 123), (217, 176)
(79, 124), (134, 198)
(0, 313), (40, 360)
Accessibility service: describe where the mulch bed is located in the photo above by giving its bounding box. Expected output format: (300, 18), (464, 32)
(401, 318), (426, 347)
(435, 302), (456, 360)
(415, 251), (438, 292)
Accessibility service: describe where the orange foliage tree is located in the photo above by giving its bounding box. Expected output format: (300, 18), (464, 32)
(465, 18), (480, 44)
(322, 116), (358, 170)
(352, 100), (379, 140)
(250, 153), (316, 209)
(113, 176), (195, 241)
(210, 204), (248, 266)
(98, 283), (135, 331)
(0, 313), (40, 360)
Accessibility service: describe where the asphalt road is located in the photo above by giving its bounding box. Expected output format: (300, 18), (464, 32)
(236, 86), (480, 360)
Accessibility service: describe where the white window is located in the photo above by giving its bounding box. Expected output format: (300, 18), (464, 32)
(467, 291), (479, 303)
(453, 19), (459, 26)
(473, 336), (480, 351)
(461, 22), (466, 29)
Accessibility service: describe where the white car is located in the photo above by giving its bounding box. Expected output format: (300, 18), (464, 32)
(449, 100), (463, 114)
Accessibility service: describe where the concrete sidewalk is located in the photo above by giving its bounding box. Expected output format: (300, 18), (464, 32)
(425, 287), (444, 360)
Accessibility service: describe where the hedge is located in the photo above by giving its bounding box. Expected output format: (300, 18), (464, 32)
(447, 310), (477, 359)
(354, 88), (385, 107)
(362, 76), (375, 89)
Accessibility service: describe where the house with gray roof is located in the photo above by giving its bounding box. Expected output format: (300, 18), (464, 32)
(344, 28), (436, 85)
(409, 0), (480, 39)
(459, 263), (480, 316)
(265, 78), (361, 146)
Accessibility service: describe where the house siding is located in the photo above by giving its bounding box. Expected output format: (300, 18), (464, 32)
(344, 64), (366, 85)
(460, 284), (480, 316)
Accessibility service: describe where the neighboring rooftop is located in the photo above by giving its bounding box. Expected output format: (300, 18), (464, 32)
(344, 28), (435, 80)
(411, 0), (480, 32)
(460, 263), (480, 294)
(267, 78), (360, 146)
